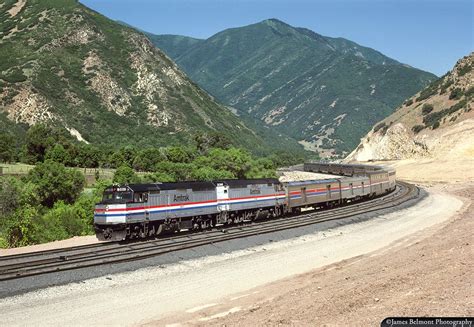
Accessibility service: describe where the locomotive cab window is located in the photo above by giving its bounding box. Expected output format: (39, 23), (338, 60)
(101, 190), (133, 204)
(134, 192), (148, 203)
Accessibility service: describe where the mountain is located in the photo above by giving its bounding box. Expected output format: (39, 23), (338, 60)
(146, 34), (203, 60)
(346, 53), (473, 162)
(148, 18), (437, 157)
(0, 1), (303, 155)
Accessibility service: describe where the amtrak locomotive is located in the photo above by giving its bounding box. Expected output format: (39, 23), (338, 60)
(94, 163), (396, 241)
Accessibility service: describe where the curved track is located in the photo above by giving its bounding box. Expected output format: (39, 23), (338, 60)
(0, 181), (419, 281)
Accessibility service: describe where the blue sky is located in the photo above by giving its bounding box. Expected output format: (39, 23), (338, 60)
(80, 0), (473, 76)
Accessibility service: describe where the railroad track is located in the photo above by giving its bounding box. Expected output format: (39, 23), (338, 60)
(0, 181), (419, 281)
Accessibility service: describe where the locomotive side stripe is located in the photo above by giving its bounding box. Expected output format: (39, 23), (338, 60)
(94, 194), (286, 216)
(94, 196), (286, 217)
(95, 192), (287, 213)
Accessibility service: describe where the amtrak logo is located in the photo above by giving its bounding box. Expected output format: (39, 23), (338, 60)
(250, 186), (261, 195)
(173, 194), (190, 202)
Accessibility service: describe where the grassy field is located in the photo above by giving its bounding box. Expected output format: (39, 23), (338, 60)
(0, 163), (147, 186)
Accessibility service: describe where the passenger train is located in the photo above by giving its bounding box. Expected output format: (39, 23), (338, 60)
(94, 163), (396, 241)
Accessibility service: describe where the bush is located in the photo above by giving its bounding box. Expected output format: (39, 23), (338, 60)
(404, 99), (413, 106)
(449, 88), (463, 100)
(5, 205), (41, 247)
(27, 160), (85, 207)
(416, 85), (438, 102)
(465, 86), (474, 98)
(457, 64), (472, 76)
(421, 104), (434, 115)
(373, 122), (387, 133)
(412, 125), (425, 133)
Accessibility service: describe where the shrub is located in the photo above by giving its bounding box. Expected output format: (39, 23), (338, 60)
(457, 64), (472, 76)
(416, 85), (438, 102)
(421, 104), (434, 115)
(404, 99), (413, 106)
(449, 88), (463, 100)
(432, 121), (440, 129)
(373, 122), (387, 133)
(26, 160), (85, 207)
(465, 86), (474, 98)
(412, 125), (425, 133)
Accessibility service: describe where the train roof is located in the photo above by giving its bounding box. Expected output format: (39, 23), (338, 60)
(126, 181), (216, 192)
(119, 178), (281, 192)
(285, 179), (339, 186)
(217, 178), (280, 187)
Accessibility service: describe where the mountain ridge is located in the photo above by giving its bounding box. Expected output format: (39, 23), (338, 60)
(148, 18), (436, 157)
(0, 0), (305, 156)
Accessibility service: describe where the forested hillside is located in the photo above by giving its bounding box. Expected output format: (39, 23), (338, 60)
(0, 0), (304, 155)
(151, 19), (436, 157)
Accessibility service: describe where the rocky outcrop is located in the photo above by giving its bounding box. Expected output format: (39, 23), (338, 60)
(347, 53), (474, 162)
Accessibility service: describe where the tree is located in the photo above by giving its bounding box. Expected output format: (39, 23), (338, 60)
(132, 148), (165, 171)
(25, 124), (71, 163)
(193, 132), (231, 153)
(45, 144), (69, 164)
(120, 146), (138, 167)
(196, 147), (252, 179)
(113, 164), (141, 184)
(165, 146), (194, 163)
(74, 145), (103, 168)
(108, 151), (126, 168)
(0, 132), (15, 163)
(191, 167), (234, 181)
(26, 160), (85, 207)
(0, 177), (22, 218)
(246, 158), (277, 179)
(153, 162), (196, 181)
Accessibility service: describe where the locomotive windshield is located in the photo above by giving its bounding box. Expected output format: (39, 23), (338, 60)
(101, 187), (133, 204)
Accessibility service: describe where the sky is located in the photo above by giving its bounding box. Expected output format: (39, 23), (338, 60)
(80, 0), (473, 76)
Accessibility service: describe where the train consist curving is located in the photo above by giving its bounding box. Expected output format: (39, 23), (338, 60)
(94, 163), (396, 241)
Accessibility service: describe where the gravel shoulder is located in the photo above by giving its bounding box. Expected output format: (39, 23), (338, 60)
(0, 185), (466, 326)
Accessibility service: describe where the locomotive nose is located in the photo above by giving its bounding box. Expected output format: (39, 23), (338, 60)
(94, 204), (127, 224)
